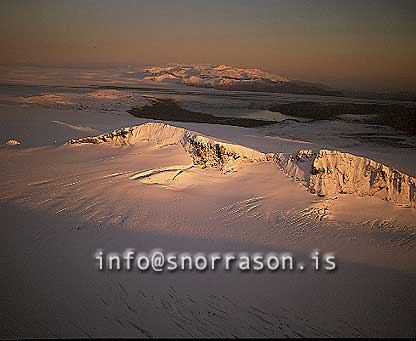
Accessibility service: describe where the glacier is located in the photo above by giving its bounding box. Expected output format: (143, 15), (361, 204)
(67, 122), (416, 207)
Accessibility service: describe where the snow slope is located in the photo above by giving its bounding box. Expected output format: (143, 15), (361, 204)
(139, 64), (341, 95)
(67, 123), (416, 207)
(276, 149), (416, 208)
(67, 122), (267, 173)
(19, 89), (150, 112)
(1, 102), (416, 338)
(142, 64), (289, 87)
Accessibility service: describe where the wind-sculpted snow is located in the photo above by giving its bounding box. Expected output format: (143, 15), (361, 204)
(67, 123), (416, 207)
(66, 122), (266, 173)
(275, 149), (416, 208)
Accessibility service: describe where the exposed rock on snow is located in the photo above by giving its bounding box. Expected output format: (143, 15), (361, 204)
(142, 64), (289, 87)
(66, 123), (416, 207)
(5, 139), (21, 145)
(276, 149), (416, 208)
(140, 64), (341, 95)
(66, 123), (266, 173)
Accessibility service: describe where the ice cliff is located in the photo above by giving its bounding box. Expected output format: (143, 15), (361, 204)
(66, 122), (266, 173)
(67, 123), (415, 207)
(275, 149), (416, 208)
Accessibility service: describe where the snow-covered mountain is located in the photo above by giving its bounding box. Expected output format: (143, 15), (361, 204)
(67, 122), (416, 207)
(142, 64), (289, 87)
(138, 64), (341, 96)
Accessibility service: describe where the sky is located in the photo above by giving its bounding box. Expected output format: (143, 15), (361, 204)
(0, 0), (415, 91)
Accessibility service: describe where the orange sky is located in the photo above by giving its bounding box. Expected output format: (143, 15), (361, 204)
(1, 0), (415, 91)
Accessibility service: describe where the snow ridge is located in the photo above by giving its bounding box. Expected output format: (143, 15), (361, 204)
(66, 122), (267, 173)
(67, 123), (416, 207)
(275, 149), (416, 208)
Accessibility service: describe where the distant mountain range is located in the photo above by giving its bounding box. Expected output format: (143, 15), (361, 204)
(137, 64), (343, 96)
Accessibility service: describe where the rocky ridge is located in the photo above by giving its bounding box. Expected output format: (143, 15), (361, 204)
(67, 123), (416, 207)
(275, 149), (415, 208)
(66, 122), (266, 173)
